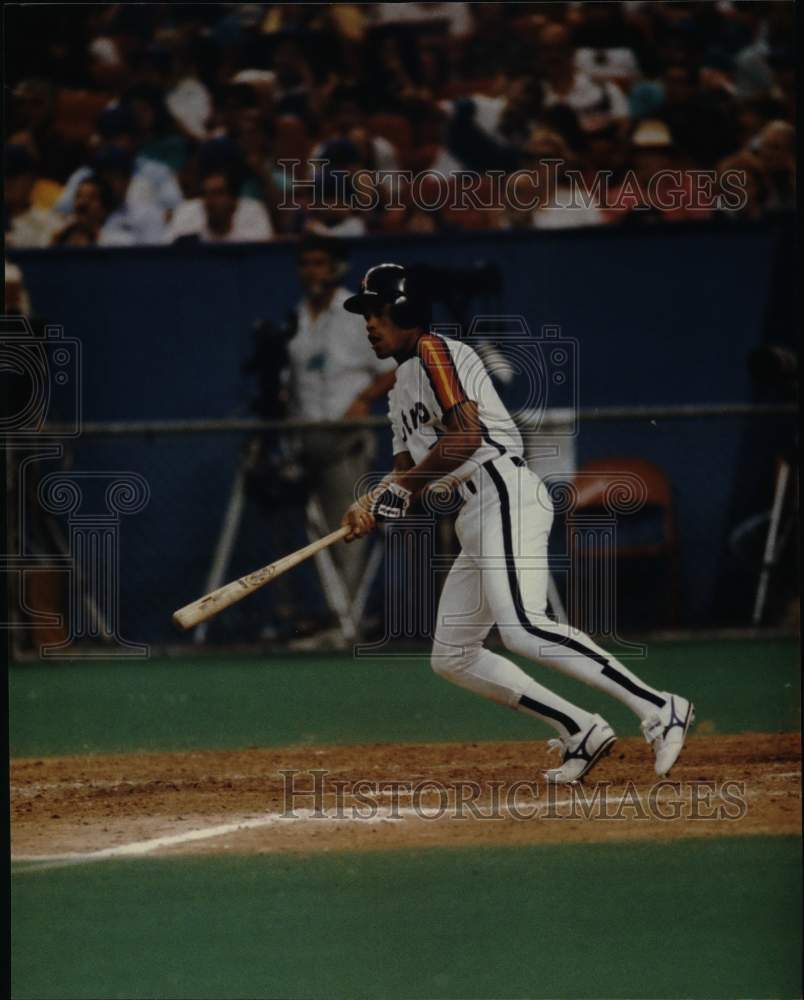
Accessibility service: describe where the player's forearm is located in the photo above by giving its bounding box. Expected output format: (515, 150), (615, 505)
(391, 433), (481, 497)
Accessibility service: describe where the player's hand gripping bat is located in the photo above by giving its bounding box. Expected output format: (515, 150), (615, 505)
(172, 526), (350, 630)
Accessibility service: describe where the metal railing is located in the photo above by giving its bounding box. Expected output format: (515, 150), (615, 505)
(42, 402), (797, 437)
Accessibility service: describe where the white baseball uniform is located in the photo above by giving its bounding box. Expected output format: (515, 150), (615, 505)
(389, 333), (668, 738)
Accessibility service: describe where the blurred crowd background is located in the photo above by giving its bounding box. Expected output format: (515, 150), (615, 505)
(5, 1), (796, 249)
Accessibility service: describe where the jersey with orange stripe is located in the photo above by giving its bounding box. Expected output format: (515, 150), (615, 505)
(388, 333), (523, 479)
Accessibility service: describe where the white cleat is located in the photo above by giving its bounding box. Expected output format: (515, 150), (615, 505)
(641, 693), (695, 776)
(543, 715), (617, 784)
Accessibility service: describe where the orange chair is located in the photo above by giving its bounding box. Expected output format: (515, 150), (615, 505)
(570, 457), (681, 627)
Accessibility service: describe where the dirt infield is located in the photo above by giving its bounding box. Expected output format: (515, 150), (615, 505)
(11, 733), (800, 861)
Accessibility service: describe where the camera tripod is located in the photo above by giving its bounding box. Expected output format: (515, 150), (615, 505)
(193, 436), (383, 646)
(751, 455), (798, 626)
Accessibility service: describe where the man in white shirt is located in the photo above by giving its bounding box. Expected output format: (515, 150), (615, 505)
(538, 23), (630, 135)
(167, 169), (273, 243)
(287, 236), (395, 598)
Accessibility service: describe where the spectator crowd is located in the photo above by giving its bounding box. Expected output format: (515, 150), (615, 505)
(5, 2), (796, 248)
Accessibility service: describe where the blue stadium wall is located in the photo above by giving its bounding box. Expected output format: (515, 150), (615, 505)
(11, 223), (793, 642)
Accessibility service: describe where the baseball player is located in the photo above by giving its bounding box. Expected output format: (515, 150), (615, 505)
(341, 263), (694, 782)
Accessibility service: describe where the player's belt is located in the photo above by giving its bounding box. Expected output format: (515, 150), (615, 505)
(461, 454), (526, 498)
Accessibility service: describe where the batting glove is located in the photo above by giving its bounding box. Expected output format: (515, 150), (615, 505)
(369, 481), (412, 521)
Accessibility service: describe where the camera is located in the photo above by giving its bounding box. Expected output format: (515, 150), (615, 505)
(0, 317), (82, 439)
(407, 262), (503, 319)
(460, 317), (579, 440)
(242, 313), (298, 419)
(241, 314), (312, 507)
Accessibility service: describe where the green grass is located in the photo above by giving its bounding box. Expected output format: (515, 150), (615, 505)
(12, 836), (802, 1000)
(9, 639), (800, 757)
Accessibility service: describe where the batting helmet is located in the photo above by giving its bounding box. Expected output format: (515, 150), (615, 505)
(343, 263), (431, 329)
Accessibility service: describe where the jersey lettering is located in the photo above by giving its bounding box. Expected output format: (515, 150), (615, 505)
(400, 409), (413, 442)
(411, 402), (430, 429)
(399, 402), (431, 443)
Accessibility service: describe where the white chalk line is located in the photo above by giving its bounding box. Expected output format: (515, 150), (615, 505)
(10, 808), (423, 873)
(11, 795), (623, 871)
(15, 784), (786, 874)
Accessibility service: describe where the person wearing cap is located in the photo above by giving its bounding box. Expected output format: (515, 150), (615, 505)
(53, 104), (182, 221)
(622, 119), (712, 225)
(284, 235), (396, 600)
(339, 262), (695, 784)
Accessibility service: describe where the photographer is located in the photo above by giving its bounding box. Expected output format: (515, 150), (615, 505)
(287, 235), (396, 599)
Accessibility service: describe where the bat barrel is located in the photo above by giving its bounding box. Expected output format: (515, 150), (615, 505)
(171, 525), (351, 631)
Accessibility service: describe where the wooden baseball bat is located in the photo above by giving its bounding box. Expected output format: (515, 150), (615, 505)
(172, 525), (351, 631)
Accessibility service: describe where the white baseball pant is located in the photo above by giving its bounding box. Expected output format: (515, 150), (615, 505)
(431, 455), (667, 738)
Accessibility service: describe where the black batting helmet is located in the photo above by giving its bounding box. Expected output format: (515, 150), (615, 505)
(343, 263), (430, 329)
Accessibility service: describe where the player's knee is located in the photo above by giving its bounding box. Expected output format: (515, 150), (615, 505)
(430, 638), (459, 678)
(497, 625), (532, 659)
(431, 638), (482, 679)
